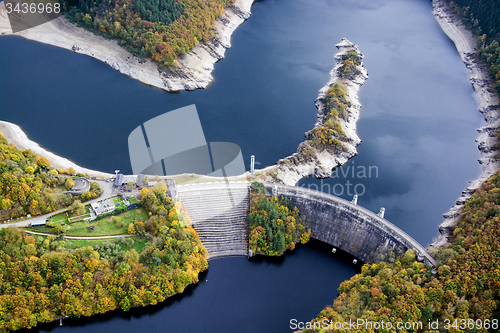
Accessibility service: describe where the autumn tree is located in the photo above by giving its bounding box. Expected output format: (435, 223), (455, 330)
(0, 216), (207, 331)
(125, 180), (135, 191)
(35, 156), (51, 169)
(65, 178), (75, 190)
(247, 182), (308, 256)
(65, 0), (235, 67)
(0, 132), (93, 220)
(69, 200), (86, 216)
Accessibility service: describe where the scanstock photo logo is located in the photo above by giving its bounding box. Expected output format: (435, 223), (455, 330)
(127, 104), (246, 219)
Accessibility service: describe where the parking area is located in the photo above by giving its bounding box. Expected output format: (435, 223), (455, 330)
(67, 177), (90, 194)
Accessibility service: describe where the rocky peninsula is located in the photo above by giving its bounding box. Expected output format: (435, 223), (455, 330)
(0, 39), (368, 188)
(255, 39), (368, 186)
(0, 0), (254, 91)
(431, 0), (500, 248)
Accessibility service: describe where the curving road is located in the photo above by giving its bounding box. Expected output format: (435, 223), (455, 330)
(23, 230), (138, 240)
(0, 178), (115, 229)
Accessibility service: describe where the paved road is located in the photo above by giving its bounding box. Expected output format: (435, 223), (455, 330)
(23, 230), (138, 239)
(1, 178), (116, 229)
(24, 230), (154, 241)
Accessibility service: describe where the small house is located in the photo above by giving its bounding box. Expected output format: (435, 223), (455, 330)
(30, 220), (46, 227)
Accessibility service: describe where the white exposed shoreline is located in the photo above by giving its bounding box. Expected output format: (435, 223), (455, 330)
(0, 0), (254, 91)
(431, 0), (500, 248)
(0, 39), (368, 189)
(1, 0), (495, 248)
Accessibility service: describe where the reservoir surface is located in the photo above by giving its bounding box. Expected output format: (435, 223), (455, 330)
(0, 0), (483, 331)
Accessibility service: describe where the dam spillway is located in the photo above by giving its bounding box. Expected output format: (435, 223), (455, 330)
(177, 182), (250, 259)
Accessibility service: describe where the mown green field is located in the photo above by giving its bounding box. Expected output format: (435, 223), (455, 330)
(66, 208), (148, 236)
(65, 237), (151, 253)
(27, 207), (149, 236)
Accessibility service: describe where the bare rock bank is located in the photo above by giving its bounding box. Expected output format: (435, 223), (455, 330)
(431, 0), (500, 248)
(0, 0), (254, 91)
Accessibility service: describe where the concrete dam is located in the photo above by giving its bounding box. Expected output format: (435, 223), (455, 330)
(177, 182), (249, 260)
(177, 182), (436, 266)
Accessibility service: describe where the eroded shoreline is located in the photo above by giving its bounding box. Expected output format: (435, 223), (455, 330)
(0, 121), (112, 178)
(0, 0), (492, 249)
(0, 0), (254, 91)
(431, 0), (500, 248)
(0, 39), (368, 188)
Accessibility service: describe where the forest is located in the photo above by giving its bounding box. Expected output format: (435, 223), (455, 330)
(298, 4), (500, 328)
(0, 132), (101, 221)
(299, 167), (500, 333)
(447, 0), (500, 94)
(311, 83), (348, 149)
(63, 0), (234, 66)
(311, 51), (361, 150)
(0, 185), (208, 331)
(247, 182), (310, 256)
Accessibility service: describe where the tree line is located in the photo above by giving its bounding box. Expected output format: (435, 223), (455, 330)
(300, 166), (500, 332)
(311, 83), (348, 150)
(448, 0), (500, 95)
(0, 132), (101, 221)
(63, 0), (234, 66)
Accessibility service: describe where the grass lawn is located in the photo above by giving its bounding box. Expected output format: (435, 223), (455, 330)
(33, 235), (152, 253)
(67, 214), (91, 223)
(25, 207), (149, 237)
(50, 212), (69, 224)
(66, 237), (151, 253)
(112, 196), (123, 205)
(49, 211), (90, 225)
(25, 226), (56, 234)
(64, 207), (148, 236)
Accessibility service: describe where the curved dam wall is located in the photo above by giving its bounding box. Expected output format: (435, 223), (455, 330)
(266, 184), (437, 267)
(176, 180), (436, 266)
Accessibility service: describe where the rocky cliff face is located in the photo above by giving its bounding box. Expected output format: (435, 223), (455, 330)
(257, 39), (368, 186)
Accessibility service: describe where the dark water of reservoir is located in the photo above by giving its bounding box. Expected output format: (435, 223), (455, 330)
(24, 241), (357, 333)
(0, 0), (484, 331)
